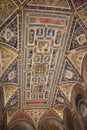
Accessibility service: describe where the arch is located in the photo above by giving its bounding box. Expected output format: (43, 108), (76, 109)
(39, 109), (61, 121)
(8, 120), (35, 130)
(0, 87), (5, 130)
(63, 107), (74, 130)
(8, 111), (34, 128)
(70, 83), (86, 111)
(70, 83), (87, 130)
(38, 118), (64, 130)
(38, 108), (64, 130)
(81, 53), (87, 85)
(63, 107), (82, 130)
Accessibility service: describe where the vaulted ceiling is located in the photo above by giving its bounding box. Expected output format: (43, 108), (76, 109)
(0, 0), (87, 128)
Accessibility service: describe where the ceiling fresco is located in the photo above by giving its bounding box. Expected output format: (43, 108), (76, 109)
(0, 15), (19, 49)
(23, 10), (72, 108)
(0, 45), (18, 77)
(28, 0), (70, 8)
(0, 0), (18, 26)
(0, 0), (87, 127)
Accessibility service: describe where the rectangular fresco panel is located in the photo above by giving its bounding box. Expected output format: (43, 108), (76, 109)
(23, 10), (72, 108)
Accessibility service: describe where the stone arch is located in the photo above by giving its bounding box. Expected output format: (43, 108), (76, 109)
(0, 87), (5, 130)
(7, 111), (35, 130)
(81, 53), (87, 85)
(70, 83), (87, 130)
(38, 109), (64, 130)
(8, 120), (35, 130)
(70, 83), (86, 111)
(40, 109), (61, 121)
(63, 107), (74, 130)
(38, 118), (64, 130)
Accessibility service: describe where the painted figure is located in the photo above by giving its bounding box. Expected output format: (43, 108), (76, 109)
(26, 91), (30, 100)
(47, 29), (55, 37)
(44, 56), (50, 62)
(26, 72), (31, 88)
(64, 70), (74, 79)
(38, 41), (50, 53)
(79, 102), (87, 118)
(34, 55), (41, 62)
(36, 28), (43, 36)
(27, 49), (33, 63)
(29, 29), (34, 43)
(55, 31), (62, 45)
(45, 91), (49, 99)
(76, 34), (87, 45)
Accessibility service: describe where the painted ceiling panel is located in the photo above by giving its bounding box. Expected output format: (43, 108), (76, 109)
(67, 48), (87, 74)
(69, 20), (87, 50)
(7, 109), (19, 124)
(0, 61), (19, 85)
(60, 59), (82, 83)
(23, 10), (73, 108)
(24, 109), (47, 126)
(58, 83), (75, 101)
(79, 7), (87, 27)
(0, 45), (18, 77)
(72, 0), (87, 8)
(53, 88), (69, 106)
(3, 85), (18, 106)
(0, 0), (18, 26)
(5, 90), (19, 109)
(0, 0), (87, 125)
(53, 106), (65, 120)
(0, 15), (19, 49)
(28, 0), (70, 9)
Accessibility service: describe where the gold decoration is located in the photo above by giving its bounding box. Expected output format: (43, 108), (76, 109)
(0, 45), (18, 76)
(24, 109), (47, 127)
(3, 85), (18, 106)
(67, 48), (87, 74)
(53, 106), (65, 120)
(7, 109), (19, 124)
(58, 83), (75, 101)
